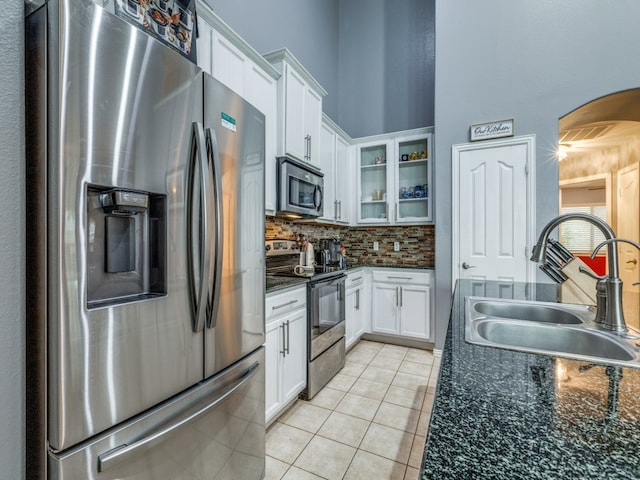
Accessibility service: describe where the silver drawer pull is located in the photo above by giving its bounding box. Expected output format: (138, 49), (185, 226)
(351, 276), (363, 282)
(272, 299), (299, 311)
(387, 276), (412, 281)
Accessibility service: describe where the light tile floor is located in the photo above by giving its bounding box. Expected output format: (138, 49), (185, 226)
(266, 340), (441, 480)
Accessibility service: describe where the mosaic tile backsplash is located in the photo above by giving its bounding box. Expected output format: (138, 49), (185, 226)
(266, 216), (434, 268)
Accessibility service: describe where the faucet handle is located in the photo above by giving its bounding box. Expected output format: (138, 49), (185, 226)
(578, 266), (606, 281)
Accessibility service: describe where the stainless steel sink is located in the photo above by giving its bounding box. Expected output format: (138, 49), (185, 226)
(472, 299), (584, 324)
(465, 297), (640, 367)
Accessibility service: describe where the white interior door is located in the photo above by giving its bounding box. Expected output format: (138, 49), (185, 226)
(453, 136), (536, 284)
(617, 163), (640, 328)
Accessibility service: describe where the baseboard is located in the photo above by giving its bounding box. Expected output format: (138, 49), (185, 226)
(361, 333), (435, 351)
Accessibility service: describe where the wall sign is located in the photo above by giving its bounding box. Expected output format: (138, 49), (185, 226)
(469, 119), (514, 141)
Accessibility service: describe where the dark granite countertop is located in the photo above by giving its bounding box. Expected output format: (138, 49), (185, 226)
(266, 265), (433, 293)
(421, 279), (640, 479)
(266, 276), (308, 294)
(345, 264), (434, 271)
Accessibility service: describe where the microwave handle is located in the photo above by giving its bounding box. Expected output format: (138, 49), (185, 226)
(313, 185), (323, 212)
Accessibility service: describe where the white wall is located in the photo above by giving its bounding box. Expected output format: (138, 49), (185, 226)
(1, 0), (25, 478)
(434, 0), (640, 348)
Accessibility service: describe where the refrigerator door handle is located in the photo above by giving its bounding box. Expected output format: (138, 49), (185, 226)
(187, 121), (213, 333)
(97, 361), (260, 473)
(205, 127), (223, 329)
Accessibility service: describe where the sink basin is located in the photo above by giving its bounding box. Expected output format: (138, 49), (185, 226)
(465, 297), (640, 367)
(472, 300), (583, 324)
(476, 320), (634, 361)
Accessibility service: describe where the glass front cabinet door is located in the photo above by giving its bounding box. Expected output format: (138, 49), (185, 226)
(395, 133), (432, 223)
(357, 140), (393, 223)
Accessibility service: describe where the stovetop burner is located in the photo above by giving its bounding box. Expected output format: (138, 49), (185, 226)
(265, 239), (345, 282)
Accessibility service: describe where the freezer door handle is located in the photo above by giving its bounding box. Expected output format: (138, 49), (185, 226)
(187, 122), (213, 333)
(205, 127), (223, 329)
(96, 361), (260, 473)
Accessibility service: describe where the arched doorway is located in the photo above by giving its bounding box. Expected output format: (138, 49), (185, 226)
(559, 89), (640, 328)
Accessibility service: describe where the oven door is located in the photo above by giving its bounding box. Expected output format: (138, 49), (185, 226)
(277, 157), (323, 217)
(308, 274), (346, 354)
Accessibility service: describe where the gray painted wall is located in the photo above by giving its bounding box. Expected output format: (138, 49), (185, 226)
(203, 0), (341, 121)
(434, 0), (640, 348)
(339, 0), (434, 137)
(203, 0), (435, 138)
(1, 1), (25, 479)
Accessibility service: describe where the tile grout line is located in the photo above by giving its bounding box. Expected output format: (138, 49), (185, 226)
(267, 341), (437, 480)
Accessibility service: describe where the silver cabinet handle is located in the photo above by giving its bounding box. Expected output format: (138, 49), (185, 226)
(304, 135), (307, 161)
(351, 276), (363, 282)
(400, 287), (403, 307)
(97, 362), (259, 473)
(287, 320), (291, 355)
(462, 262), (476, 270)
(338, 200), (342, 220)
(355, 289), (360, 310)
(396, 286), (399, 306)
(387, 276), (412, 281)
(272, 299), (299, 311)
(308, 135), (312, 162)
(280, 323), (286, 357)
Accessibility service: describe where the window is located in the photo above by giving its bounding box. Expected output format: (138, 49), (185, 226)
(558, 205), (607, 254)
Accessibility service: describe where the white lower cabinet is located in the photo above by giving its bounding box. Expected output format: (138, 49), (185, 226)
(370, 269), (433, 341)
(265, 287), (307, 424)
(345, 271), (367, 349)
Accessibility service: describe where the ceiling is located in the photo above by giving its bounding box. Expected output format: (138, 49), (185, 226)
(559, 89), (640, 152)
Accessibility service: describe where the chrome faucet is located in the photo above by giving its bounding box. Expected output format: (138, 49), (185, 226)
(530, 213), (628, 335)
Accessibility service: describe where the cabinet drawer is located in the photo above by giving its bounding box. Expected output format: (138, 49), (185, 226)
(266, 286), (307, 320)
(345, 270), (365, 290)
(371, 270), (431, 285)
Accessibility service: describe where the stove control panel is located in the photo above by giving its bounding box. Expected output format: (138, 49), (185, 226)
(265, 239), (301, 257)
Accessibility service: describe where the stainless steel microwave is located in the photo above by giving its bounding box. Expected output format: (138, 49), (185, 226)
(277, 156), (324, 218)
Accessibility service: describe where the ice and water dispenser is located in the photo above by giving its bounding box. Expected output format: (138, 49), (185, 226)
(86, 186), (167, 308)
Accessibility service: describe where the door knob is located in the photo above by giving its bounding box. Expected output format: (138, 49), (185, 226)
(462, 262), (476, 270)
(626, 258), (637, 265)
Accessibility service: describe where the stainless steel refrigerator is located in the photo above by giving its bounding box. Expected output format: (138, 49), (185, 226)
(25, 0), (266, 478)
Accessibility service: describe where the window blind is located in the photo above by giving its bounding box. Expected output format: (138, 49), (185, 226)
(558, 205), (608, 254)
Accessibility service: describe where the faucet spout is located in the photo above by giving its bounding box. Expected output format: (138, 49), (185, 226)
(531, 213), (618, 277)
(531, 213), (628, 335)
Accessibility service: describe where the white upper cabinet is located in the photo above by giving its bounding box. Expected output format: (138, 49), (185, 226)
(264, 49), (327, 170)
(196, 4), (280, 215)
(395, 132), (433, 223)
(355, 128), (433, 225)
(319, 122), (336, 222)
(304, 87), (323, 167)
(319, 114), (352, 224)
(283, 66), (307, 162)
